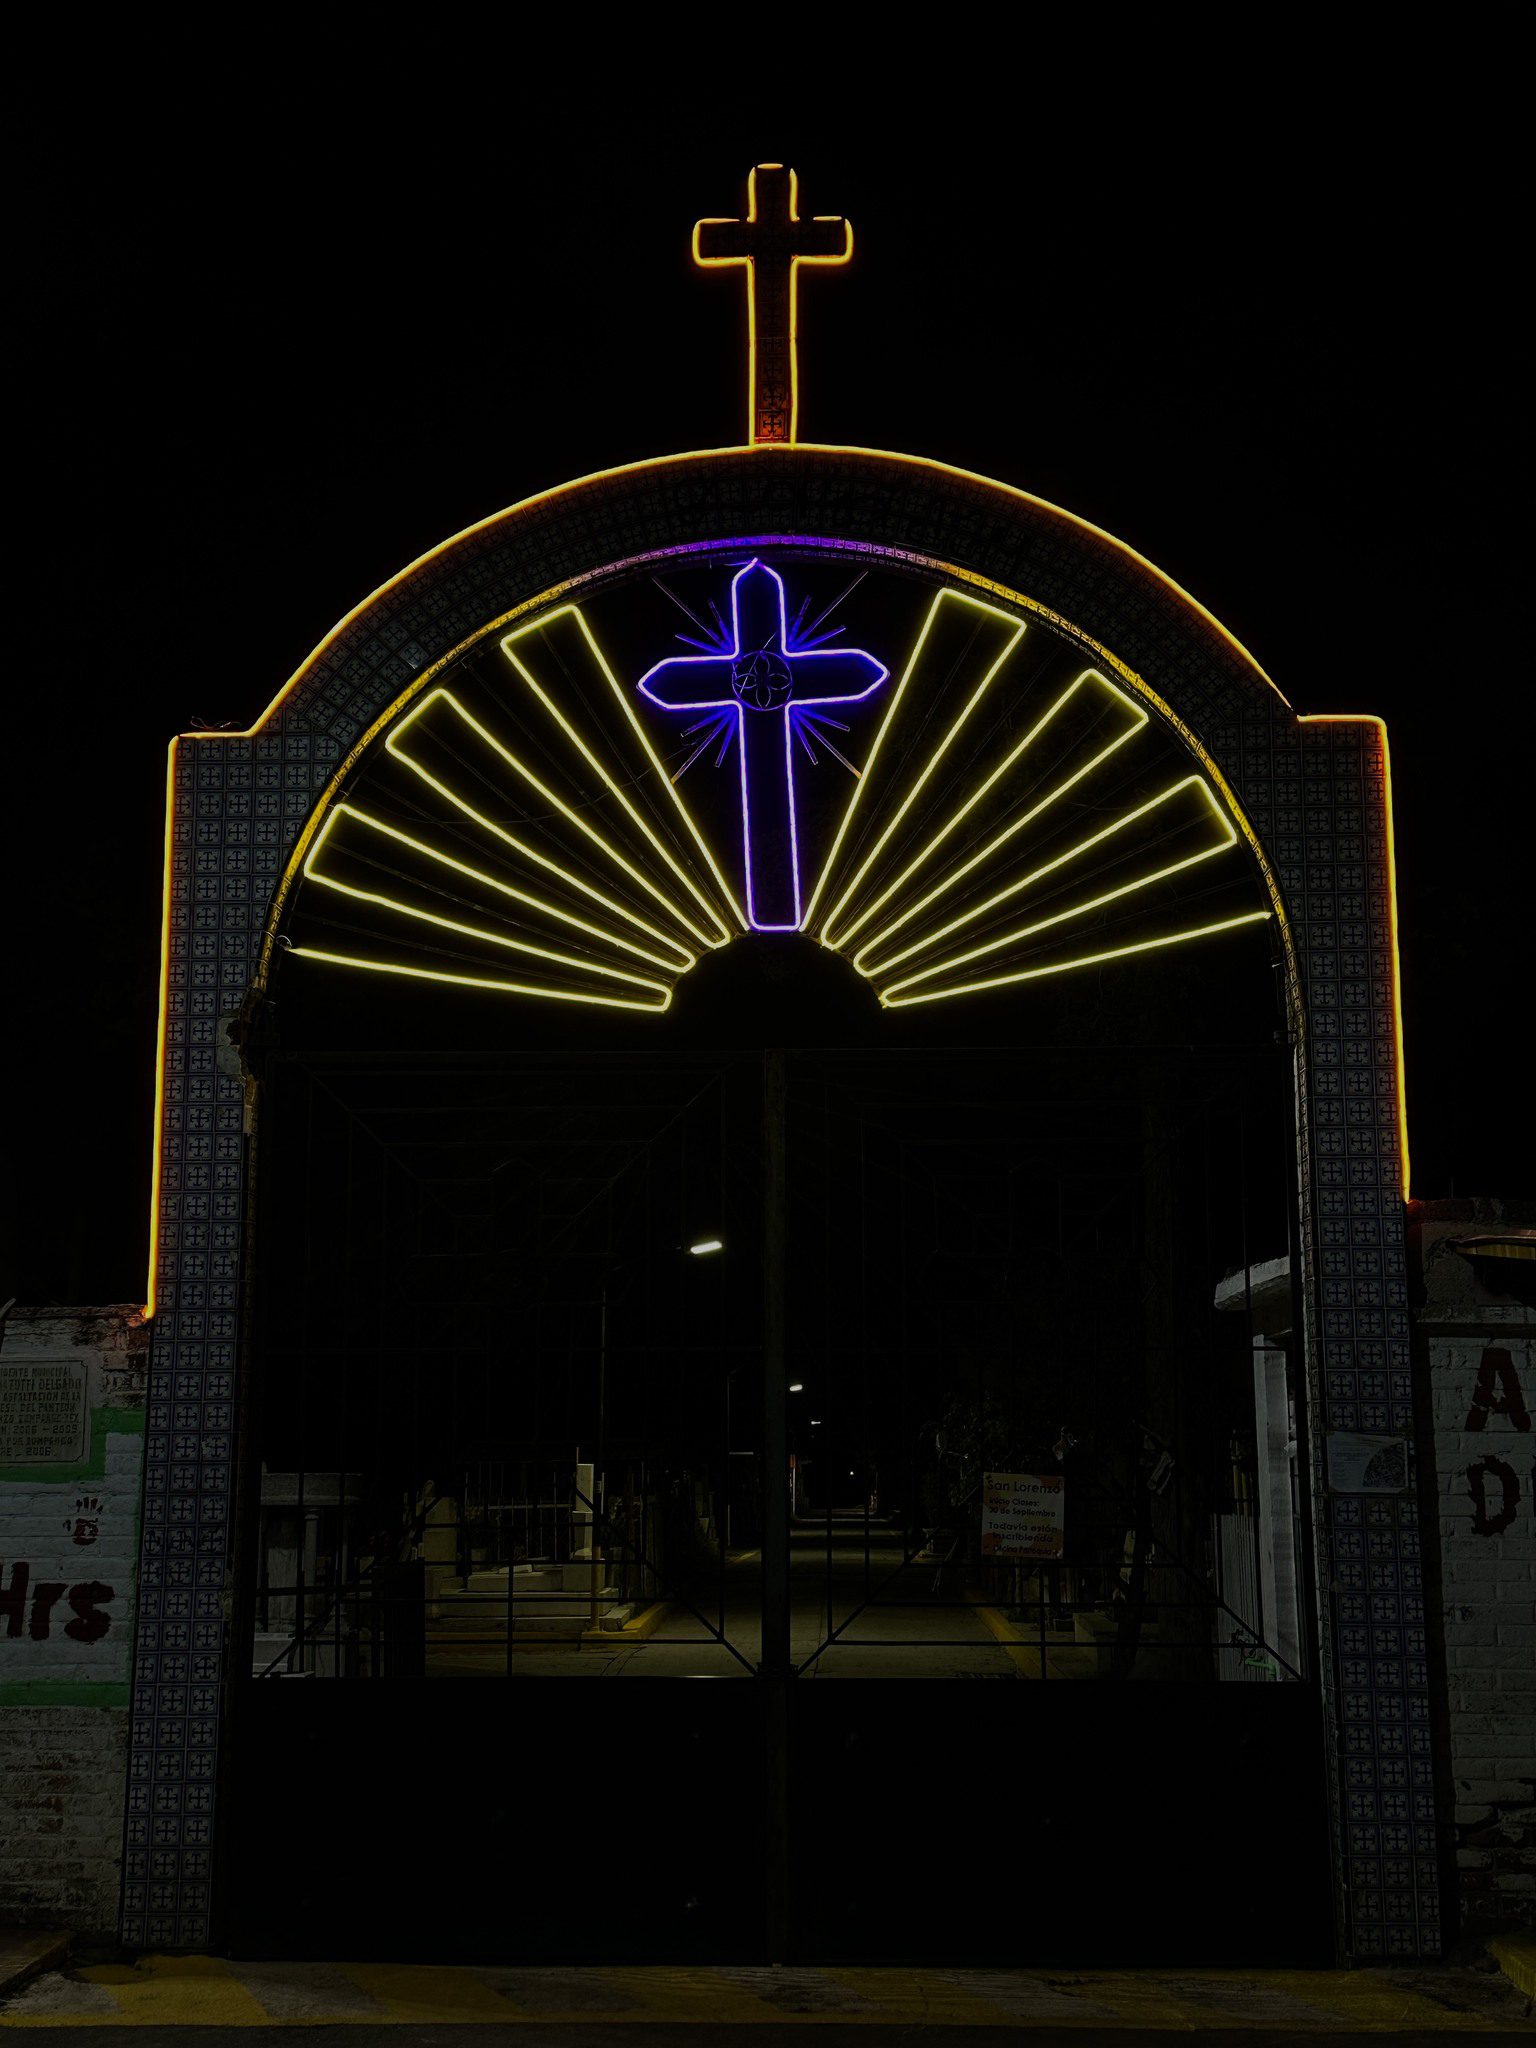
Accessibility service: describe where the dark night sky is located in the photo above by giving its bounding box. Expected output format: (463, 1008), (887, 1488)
(8, 43), (1530, 1305)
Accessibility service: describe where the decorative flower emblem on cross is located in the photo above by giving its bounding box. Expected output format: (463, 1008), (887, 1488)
(638, 561), (888, 928)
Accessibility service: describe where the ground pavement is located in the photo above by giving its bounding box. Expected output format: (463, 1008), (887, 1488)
(1, 1947), (1532, 2039)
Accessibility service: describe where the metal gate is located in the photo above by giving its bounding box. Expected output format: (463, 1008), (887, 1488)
(220, 1042), (1327, 1963)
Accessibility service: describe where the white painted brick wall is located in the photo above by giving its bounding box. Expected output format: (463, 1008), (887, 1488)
(1415, 1207), (1536, 1936)
(1, 1306), (148, 1938)
(0, 1707), (131, 1935)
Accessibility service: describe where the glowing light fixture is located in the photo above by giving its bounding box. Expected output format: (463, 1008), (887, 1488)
(688, 1238), (725, 1256)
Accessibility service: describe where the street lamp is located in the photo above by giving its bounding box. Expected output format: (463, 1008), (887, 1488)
(687, 1237), (724, 1256)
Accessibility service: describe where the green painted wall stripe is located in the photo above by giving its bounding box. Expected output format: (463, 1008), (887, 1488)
(0, 1680), (130, 1707)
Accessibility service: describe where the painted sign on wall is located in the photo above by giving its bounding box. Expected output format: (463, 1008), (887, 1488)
(0, 1313), (147, 1707)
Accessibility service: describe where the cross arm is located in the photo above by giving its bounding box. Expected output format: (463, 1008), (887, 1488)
(637, 655), (738, 711)
(694, 218), (756, 265)
(787, 648), (888, 707)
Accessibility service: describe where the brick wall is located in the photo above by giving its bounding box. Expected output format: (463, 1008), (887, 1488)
(1, 1305), (148, 1938)
(1413, 1202), (1536, 1938)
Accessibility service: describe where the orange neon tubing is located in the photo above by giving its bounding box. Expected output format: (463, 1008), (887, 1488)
(692, 163), (853, 447)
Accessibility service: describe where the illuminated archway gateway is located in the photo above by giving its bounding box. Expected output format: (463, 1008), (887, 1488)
(133, 167), (1429, 1963)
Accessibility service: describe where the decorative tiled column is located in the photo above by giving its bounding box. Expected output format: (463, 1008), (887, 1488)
(1289, 717), (1430, 1960)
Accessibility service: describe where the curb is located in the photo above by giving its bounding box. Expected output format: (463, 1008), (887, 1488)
(581, 1599), (674, 1650)
(1488, 1932), (1535, 2003)
(0, 1929), (70, 2001)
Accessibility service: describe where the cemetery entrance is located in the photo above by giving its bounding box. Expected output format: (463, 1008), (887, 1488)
(136, 458), (1426, 1962)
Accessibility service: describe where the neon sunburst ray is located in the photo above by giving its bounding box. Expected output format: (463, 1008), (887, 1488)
(287, 610), (745, 1012)
(799, 588), (1269, 1006)
(286, 574), (1268, 1015)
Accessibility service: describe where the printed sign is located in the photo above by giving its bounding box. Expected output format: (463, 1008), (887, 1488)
(1325, 1431), (1409, 1494)
(0, 1361), (88, 1464)
(981, 1471), (1064, 1558)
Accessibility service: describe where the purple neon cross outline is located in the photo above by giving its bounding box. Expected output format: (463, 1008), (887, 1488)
(637, 560), (888, 929)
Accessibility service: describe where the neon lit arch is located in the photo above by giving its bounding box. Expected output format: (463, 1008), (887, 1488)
(147, 454), (1413, 1321)
(135, 440), (1419, 1970)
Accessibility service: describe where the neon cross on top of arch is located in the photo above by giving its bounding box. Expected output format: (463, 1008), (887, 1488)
(638, 561), (888, 931)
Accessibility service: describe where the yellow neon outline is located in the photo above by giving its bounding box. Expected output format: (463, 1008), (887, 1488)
(170, 447), (1290, 745)
(500, 607), (745, 934)
(816, 593), (1026, 947)
(878, 911), (1274, 1008)
(1299, 715), (1410, 1199)
(286, 947), (671, 1013)
(144, 738), (178, 1321)
(859, 769), (1231, 982)
(309, 803), (687, 974)
(693, 164), (853, 446)
(301, 808), (673, 1001)
(838, 667), (1149, 962)
(385, 690), (705, 967)
(874, 786), (1241, 996)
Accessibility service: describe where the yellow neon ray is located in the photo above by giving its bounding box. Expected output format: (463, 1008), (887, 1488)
(802, 590), (1020, 933)
(872, 836), (1243, 997)
(818, 597), (1026, 947)
(878, 911), (1274, 1007)
(390, 688), (725, 953)
(860, 775), (1237, 981)
(301, 823), (672, 1001)
(308, 803), (687, 975)
(836, 668), (1147, 957)
(501, 607), (746, 934)
(385, 690), (701, 969)
(287, 947), (672, 1013)
(850, 689), (1151, 971)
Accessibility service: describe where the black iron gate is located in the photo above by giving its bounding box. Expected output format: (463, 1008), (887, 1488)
(221, 1041), (1328, 1963)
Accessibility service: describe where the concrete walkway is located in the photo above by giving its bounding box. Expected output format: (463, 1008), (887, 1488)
(3, 1953), (1532, 2032)
(436, 1522), (1027, 1680)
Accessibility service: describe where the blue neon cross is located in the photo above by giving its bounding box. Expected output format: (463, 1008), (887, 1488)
(637, 561), (887, 929)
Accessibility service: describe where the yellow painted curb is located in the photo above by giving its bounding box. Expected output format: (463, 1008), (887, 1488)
(1490, 1933), (1536, 2002)
(966, 1595), (1042, 1677)
(581, 1599), (673, 1650)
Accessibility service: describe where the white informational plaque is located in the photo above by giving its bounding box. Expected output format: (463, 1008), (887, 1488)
(0, 1359), (89, 1464)
(981, 1471), (1064, 1558)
